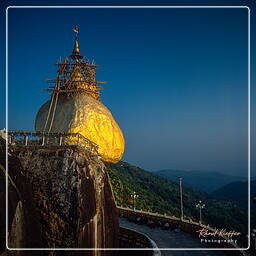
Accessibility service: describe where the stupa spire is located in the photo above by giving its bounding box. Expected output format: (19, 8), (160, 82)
(71, 26), (83, 60)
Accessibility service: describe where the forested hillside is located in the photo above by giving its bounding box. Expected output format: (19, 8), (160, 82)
(107, 161), (248, 242)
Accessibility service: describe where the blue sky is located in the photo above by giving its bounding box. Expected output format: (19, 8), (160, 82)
(1, 1), (255, 176)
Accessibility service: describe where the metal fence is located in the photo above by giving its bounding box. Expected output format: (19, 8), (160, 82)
(6, 131), (99, 155)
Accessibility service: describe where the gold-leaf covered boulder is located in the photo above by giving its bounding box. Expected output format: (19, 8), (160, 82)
(35, 94), (125, 163)
(35, 27), (125, 163)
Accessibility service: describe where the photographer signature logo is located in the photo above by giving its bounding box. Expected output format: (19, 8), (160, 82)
(196, 228), (241, 244)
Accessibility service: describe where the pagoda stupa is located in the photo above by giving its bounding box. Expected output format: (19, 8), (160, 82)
(35, 26), (125, 163)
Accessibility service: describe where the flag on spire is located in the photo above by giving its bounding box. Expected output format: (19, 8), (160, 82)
(73, 26), (79, 34)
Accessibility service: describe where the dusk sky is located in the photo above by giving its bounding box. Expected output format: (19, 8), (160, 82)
(1, 1), (255, 177)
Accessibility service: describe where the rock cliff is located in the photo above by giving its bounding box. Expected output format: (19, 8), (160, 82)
(0, 138), (119, 255)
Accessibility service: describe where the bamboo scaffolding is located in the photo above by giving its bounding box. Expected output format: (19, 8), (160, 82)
(42, 30), (106, 131)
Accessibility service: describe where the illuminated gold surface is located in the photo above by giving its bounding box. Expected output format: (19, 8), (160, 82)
(64, 66), (100, 100)
(35, 94), (125, 163)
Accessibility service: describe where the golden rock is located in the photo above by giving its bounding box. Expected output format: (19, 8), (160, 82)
(34, 27), (125, 163)
(35, 94), (125, 163)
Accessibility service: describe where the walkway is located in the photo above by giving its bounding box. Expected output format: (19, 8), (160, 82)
(120, 217), (227, 256)
(6, 130), (99, 155)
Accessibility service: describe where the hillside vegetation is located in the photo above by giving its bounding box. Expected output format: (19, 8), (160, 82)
(212, 180), (255, 209)
(107, 161), (248, 240)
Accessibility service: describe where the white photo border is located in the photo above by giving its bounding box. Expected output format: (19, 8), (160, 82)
(5, 5), (251, 251)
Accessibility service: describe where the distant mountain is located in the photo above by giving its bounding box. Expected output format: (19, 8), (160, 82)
(211, 179), (256, 242)
(107, 161), (248, 242)
(212, 180), (256, 209)
(154, 169), (246, 193)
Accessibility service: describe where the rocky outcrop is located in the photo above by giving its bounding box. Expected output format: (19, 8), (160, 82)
(0, 138), (42, 256)
(0, 138), (119, 255)
(0, 139), (6, 255)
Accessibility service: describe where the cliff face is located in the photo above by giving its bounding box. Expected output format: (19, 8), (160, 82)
(0, 138), (43, 256)
(0, 138), (118, 255)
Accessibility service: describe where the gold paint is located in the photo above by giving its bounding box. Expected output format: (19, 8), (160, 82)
(72, 38), (80, 56)
(35, 94), (125, 163)
(65, 65), (100, 100)
(36, 29), (125, 162)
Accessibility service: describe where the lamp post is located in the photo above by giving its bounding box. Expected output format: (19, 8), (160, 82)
(131, 191), (138, 211)
(196, 200), (205, 225)
(178, 177), (184, 221)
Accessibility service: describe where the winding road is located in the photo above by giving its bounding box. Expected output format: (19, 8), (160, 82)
(120, 217), (228, 256)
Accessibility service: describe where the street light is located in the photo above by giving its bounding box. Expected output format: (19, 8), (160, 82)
(131, 191), (139, 211)
(178, 177), (184, 221)
(196, 200), (205, 225)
